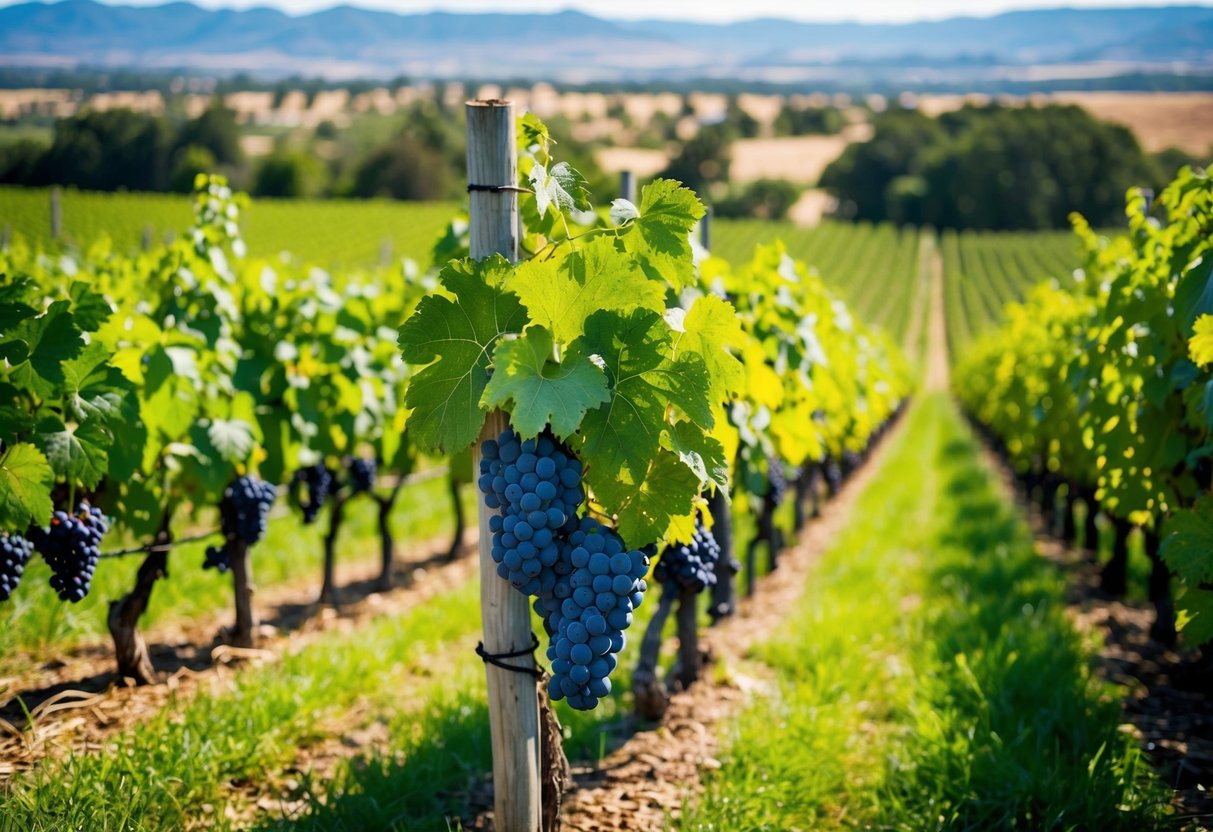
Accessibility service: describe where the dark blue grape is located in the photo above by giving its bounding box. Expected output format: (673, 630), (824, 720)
(349, 457), (377, 494)
(0, 531), (35, 601)
(654, 520), (722, 594)
(204, 475), (277, 572)
(293, 464), (333, 524)
(28, 501), (108, 603)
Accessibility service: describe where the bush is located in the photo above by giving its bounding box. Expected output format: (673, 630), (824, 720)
(715, 179), (803, 220)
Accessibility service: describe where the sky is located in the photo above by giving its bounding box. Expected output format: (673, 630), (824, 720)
(21, 0), (1203, 22)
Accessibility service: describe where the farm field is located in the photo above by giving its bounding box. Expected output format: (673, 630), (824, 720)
(1, 157), (1210, 831)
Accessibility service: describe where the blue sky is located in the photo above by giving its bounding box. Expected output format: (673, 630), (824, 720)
(20, 0), (1202, 21)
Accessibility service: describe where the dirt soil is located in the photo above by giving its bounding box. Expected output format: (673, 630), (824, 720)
(0, 530), (479, 784)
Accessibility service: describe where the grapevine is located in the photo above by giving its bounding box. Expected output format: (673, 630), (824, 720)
(204, 476), (278, 573)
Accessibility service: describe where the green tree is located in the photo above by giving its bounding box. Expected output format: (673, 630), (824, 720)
(350, 136), (448, 201)
(177, 101), (243, 168)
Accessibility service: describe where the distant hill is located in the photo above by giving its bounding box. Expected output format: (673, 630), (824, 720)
(0, 0), (1210, 81)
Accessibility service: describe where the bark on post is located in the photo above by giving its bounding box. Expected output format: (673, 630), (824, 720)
(467, 99), (543, 832)
(229, 540), (256, 648)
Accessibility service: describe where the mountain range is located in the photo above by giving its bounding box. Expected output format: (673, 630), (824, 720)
(0, 1), (1211, 81)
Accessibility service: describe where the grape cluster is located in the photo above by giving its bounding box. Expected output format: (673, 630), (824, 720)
(349, 457), (377, 494)
(29, 502), (108, 602)
(476, 426), (650, 711)
(535, 518), (649, 710)
(480, 428), (584, 596)
(0, 531), (35, 601)
(293, 464), (334, 524)
(204, 475), (277, 573)
(824, 458), (843, 495)
(767, 455), (789, 505)
(654, 520), (721, 593)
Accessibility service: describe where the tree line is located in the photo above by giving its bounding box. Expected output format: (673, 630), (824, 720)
(819, 103), (1206, 230)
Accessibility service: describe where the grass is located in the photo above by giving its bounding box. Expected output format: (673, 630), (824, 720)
(0, 475), (479, 679)
(679, 394), (1171, 831)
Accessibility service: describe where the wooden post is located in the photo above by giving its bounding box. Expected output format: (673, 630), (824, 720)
(467, 99), (542, 832)
(50, 186), (62, 240)
(699, 206), (712, 251)
(229, 540), (257, 647)
(619, 169), (636, 204)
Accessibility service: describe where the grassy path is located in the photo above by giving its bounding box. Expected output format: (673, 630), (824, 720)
(678, 394), (1170, 830)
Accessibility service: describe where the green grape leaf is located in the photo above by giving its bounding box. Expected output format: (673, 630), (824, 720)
(575, 309), (711, 481)
(1176, 586), (1213, 646)
(0, 442), (54, 529)
(625, 179), (705, 291)
(610, 199), (640, 225)
(589, 449), (698, 548)
(518, 112), (551, 155)
(398, 256), (527, 453)
(482, 326), (610, 440)
(674, 294), (747, 406)
(0, 277), (38, 332)
(511, 236), (665, 344)
(1161, 501), (1213, 584)
(61, 342), (131, 423)
(1175, 255), (1213, 331)
(68, 281), (113, 332)
(529, 162), (591, 218)
(207, 418), (256, 465)
(35, 415), (109, 490)
(0, 381), (33, 441)
(5, 300), (84, 397)
(662, 420), (730, 495)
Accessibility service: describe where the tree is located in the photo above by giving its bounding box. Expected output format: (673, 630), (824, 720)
(36, 109), (173, 192)
(177, 101), (243, 168)
(350, 136), (448, 201)
(658, 123), (734, 199)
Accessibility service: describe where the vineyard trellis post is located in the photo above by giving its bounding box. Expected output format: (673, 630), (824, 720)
(619, 169), (636, 205)
(466, 99), (543, 832)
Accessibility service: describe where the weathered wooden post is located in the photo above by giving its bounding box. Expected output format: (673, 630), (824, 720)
(50, 186), (62, 240)
(466, 99), (542, 832)
(619, 169), (636, 205)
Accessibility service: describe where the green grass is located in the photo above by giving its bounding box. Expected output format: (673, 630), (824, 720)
(0, 186), (459, 269)
(0, 475), (478, 679)
(679, 394), (1170, 831)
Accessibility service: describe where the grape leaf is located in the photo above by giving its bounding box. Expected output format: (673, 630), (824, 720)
(1175, 586), (1213, 646)
(5, 300), (84, 397)
(1175, 255), (1213, 331)
(661, 420), (729, 495)
(35, 415), (109, 490)
(398, 256), (528, 453)
(0, 442), (54, 529)
(1161, 501), (1213, 583)
(481, 326), (610, 440)
(575, 309), (711, 481)
(674, 293), (747, 405)
(624, 179), (705, 291)
(0, 277), (37, 332)
(589, 449), (698, 548)
(530, 162), (591, 219)
(610, 199), (640, 225)
(68, 281), (113, 333)
(510, 236), (665, 344)
(207, 418), (256, 464)
(61, 342), (131, 423)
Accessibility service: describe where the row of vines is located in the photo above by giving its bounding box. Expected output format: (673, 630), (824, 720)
(0, 113), (912, 825)
(954, 166), (1213, 648)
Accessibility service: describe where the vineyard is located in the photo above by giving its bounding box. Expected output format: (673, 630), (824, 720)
(0, 107), (1209, 831)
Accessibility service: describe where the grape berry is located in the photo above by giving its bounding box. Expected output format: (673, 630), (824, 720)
(204, 475), (277, 573)
(0, 531), (35, 601)
(293, 464), (334, 524)
(654, 520), (721, 594)
(28, 502), (109, 603)
(349, 457), (377, 494)
(477, 426), (649, 710)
